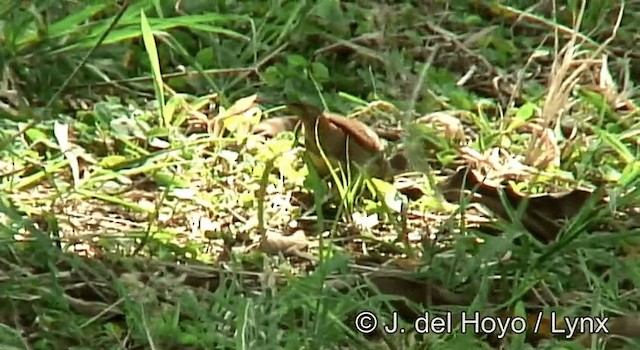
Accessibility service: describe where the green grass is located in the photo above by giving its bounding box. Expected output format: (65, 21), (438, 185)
(0, 0), (639, 349)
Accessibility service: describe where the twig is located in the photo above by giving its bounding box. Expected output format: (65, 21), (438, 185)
(67, 67), (256, 90)
(256, 158), (275, 241)
(225, 44), (289, 92)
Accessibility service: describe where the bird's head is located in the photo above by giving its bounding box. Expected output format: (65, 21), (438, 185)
(285, 102), (324, 121)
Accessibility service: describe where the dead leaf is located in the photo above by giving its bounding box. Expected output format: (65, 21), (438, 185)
(417, 111), (466, 142)
(459, 146), (533, 182)
(252, 116), (300, 138)
(219, 94), (258, 119)
(352, 212), (379, 230)
(259, 230), (309, 256)
(586, 55), (637, 112)
(439, 167), (602, 242)
(524, 126), (560, 169)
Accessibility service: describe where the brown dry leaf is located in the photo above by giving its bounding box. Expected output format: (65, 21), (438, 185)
(259, 230), (309, 256)
(458, 146), (530, 181)
(439, 167), (601, 242)
(459, 146), (501, 173)
(586, 55), (637, 112)
(524, 126), (560, 169)
(252, 116), (300, 138)
(417, 111), (466, 142)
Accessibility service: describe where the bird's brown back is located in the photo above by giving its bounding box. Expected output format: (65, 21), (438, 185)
(286, 102), (384, 153)
(324, 113), (384, 153)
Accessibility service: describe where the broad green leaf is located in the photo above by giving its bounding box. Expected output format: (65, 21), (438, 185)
(99, 155), (128, 168)
(515, 102), (536, 120)
(153, 171), (189, 188)
(287, 54), (308, 67)
(311, 62), (330, 82)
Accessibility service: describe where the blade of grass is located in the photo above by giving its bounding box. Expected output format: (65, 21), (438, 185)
(140, 10), (166, 126)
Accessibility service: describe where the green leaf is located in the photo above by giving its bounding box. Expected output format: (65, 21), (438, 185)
(25, 128), (50, 144)
(619, 161), (640, 188)
(147, 127), (170, 138)
(370, 178), (403, 212)
(515, 102), (536, 120)
(153, 171), (189, 188)
(577, 88), (612, 116)
(286, 54), (308, 68)
(311, 62), (330, 82)
(99, 155), (128, 168)
(195, 47), (216, 68)
(262, 66), (282, 86)
(314, 0), (342, 22)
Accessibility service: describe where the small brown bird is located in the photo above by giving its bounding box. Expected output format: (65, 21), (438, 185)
(286, 102), (392, 180)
